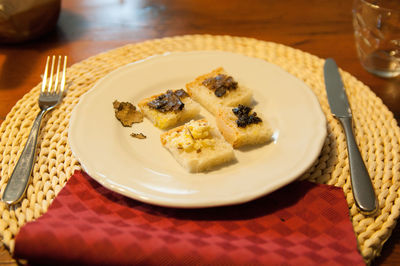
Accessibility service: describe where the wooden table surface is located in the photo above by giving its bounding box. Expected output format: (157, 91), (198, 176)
(0, 0), (399, 265)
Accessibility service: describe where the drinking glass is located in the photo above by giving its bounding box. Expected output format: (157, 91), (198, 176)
(353, 0), (400, 78)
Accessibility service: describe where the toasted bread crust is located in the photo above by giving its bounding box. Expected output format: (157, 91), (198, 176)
(215, 109), (239, 146)
(185, 67), (225, 91)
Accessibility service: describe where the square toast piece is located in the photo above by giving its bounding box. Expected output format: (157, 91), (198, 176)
(160, 119), (235, 172)
(138, 89), (200, 129)
(216, 105), (273, 148)
(185, 67), (252, 115)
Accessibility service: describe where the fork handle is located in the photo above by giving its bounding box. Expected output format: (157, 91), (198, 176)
(2, 109), (47, 205)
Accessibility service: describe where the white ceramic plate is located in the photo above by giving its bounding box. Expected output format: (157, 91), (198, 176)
(68, 51), (327, 208)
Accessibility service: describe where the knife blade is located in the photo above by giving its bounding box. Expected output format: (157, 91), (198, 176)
(324, 58), (377, 214)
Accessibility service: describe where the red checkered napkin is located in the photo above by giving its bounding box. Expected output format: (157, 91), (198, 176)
(14, 170), (364, 265)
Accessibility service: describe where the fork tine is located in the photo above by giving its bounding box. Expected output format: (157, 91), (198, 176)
(53, 56), (62, 94)
(41, 55), (67, 95)
(60, 56), (67, 94)
(46, 56), (56, 94)
(41, 56), (50, 94)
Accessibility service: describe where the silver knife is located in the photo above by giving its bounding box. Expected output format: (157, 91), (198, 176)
(324, 58), (377, 214)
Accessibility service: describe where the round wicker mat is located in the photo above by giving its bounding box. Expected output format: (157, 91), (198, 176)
(1, 35), (399, 264)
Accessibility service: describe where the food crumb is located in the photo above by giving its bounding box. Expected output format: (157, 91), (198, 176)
(130, 133), (147, 139)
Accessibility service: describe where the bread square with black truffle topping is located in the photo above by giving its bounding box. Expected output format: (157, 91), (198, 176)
(216, 105), (272, 148)
(138, 89), (201, 129)
(185, 67), (252, 115)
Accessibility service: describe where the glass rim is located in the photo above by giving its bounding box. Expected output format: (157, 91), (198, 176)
(358, 0), (400, 13)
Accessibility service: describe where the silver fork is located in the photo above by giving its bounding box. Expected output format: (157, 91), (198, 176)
(2, 55), (67, 205)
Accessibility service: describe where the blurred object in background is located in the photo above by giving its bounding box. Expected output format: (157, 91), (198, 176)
(353, 0), (400, 78)
(0, 0), (61, 43)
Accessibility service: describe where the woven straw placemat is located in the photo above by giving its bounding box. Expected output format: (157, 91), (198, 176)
(0, 35), (399, 264)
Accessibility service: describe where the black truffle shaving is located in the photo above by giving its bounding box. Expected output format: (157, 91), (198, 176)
(232, 104), (262, 128)
(113, 100), (143, 127)
(174, 88), (189, 98)
(202, 74), (238, 97)
(147, 89), (188, 113)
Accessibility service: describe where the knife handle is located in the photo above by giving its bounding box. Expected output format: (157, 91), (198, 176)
(338, 116), (378, 214)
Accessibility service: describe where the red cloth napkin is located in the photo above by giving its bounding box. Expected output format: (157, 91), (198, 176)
(14, 170), (364, 265)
